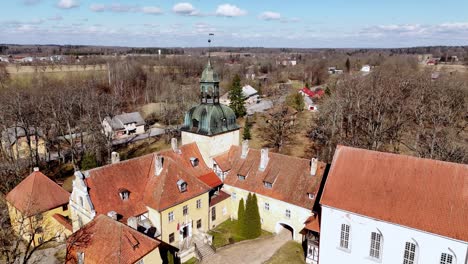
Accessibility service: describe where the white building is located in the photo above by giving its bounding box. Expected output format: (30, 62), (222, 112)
(319, 146), (468, 264)
(361, 64), (371, 73)
(219, 85), (260, 106)
(102, 112), (146, 139)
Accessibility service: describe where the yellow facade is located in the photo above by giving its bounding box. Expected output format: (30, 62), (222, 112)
(6, 136), (47, 160)
(7, 202), (72, 246)
(153, 192), (209, 247)
(209, 197), (231, 229)
(140, 248), (163, 264)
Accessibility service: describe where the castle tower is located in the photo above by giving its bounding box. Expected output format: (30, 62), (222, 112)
(181, 59), (240, 167)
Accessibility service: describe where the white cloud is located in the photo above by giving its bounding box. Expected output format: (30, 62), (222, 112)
(57, 0), (79, 9)
(259, 11), (281, 21)
(48, 15), (63, 21)
(173, 2), (198, 16)
(141, 6), (163, 15)
(215, 4), (246, 17)
(89, 4), (105, 12)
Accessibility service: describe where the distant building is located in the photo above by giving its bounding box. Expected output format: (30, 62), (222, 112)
(66, 214), (178, 264)
(328, 67), (343, 74)
(0, 56), (9, 62)
(220, 85), (260, 107)
(319, 146), (468, 264)
(102, 112), (146, 139)
(299, 87), (323, 112)
(1, 126), (47, 160)
(304, 96), (318, 112)
(360, 65), (371, 73)
(6, 168), (72, 247)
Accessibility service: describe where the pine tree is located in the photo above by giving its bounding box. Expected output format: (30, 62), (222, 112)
(251, 194), (262, 238)
(244, 193), (253, 238)
(237, 198), (245, 235)
(228, 74), (246, 118)
(345, 58), (351, 73)
(81, 152), (97, 170)
(243, 118), (252, 140)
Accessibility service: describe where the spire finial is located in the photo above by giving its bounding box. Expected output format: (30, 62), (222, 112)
(208, 33), (214, 59)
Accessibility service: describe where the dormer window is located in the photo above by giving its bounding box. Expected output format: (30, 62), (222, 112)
(238, 174), (246, 181)
(264, 181), (273, 189)
(308, 193), (315, 199)
(119, 189), (130, 200)
(177, 180), (187, 192)
(190, 157), (199, 167)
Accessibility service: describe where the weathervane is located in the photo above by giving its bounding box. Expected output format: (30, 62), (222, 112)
(208, 33), (214, 58)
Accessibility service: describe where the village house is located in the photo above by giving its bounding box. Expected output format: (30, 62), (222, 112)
(66, 214), (178, 264)
(299, 87), (324, 112)
(5, 168), (72, 247)
(213, 140), (326, 243)
(1, 126), (47, 160)
(319, 146), (468, 264)
(219, 84), (260, 106)
(102, 112), (146, 139)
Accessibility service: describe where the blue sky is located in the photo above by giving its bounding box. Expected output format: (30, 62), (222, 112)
(1, 0), (468, 48)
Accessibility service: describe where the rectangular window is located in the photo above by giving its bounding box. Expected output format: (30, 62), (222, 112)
(340, 224), (350, 249)
(196, 199), (202, 209)
(37, 236), (43, 243)
(440, 253), (453, 264)
(232, 192), (237, 200)
(264, 202), (270, 211)
(77, 252), (85, 264)
(264, 182), (273, 188)
(169, 233), (175, 243)
(211, 207), (216, 221)
(403, 242), (416, 264)
(197, 219), (202, 229)
(79, 196), (84, 206)
(183, 205), (189, 216)
(285, 209), (291, 218)
(369, 232), (382, 259)
(168, 211), (174, 222)
(62, 204), (68, 211)
(238, 175), (246, 181)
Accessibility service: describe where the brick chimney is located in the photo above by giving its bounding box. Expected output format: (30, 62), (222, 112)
(111, 152), (120, 164)
(310, 158), (318, 176)
(241, 140), (249, 159)
(259, 148), (269, 171)
(33, 167), (39, 172)
(155, 154), (164, 176)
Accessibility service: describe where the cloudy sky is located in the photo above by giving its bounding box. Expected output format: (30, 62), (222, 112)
(2, 0), (468, 48)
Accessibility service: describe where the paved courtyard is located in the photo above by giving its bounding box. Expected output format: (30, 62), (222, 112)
(201, 229), (291, 264)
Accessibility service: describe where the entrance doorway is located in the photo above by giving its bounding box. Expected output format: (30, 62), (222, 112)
(275, 223), (294, 240)
(182, 226), (188, 239)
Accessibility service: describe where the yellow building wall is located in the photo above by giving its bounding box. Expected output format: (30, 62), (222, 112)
(7, 202), (71, 246)
(209, 198), (231, 229)
(141, 248), (163, 264)
(223, 185), (312, 242)
(158, 192), (209, 247)
(7, 137), (47, 160)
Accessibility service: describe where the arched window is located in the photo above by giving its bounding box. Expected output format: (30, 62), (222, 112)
(440, 253), (454, 264)
(403, 241), (418, 264)
(369, 231), (383, 260)
(340, 224), (351, 249)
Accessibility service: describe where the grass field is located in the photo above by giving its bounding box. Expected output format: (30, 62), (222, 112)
(265, 241), (305, 264)
(6, 64), (107, 74)
(208, 219), (272, 249)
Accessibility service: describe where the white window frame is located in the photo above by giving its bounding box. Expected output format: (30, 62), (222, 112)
(440, 253), (454, 264)
(264, 202), (270, 211)
(183, 205), (189, 216)
(369, 231), (382, 260)
(285, 209), (291, 218)
(196, 199), (202, 209)
(168, 211), (174, 222)
(232, 192), (236, 200)
(403, 241), (418, 264)
(339, 224), (351, 250)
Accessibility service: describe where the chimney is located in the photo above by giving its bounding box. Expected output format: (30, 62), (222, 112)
(155, 154), (164, 176)
(111, 152), (120, 164)
(310, 158), (318, 176)
(241, 140), (249, 159)
(107, 211), (117, 220)
(33, 167), (39, 172)
(127, 217), (138, 230)
(171, 138), (180, 153)
(259, 148), (269, 171)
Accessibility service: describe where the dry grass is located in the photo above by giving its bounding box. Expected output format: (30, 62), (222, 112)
(117, 136), (171, 161)
(265, 241), (305, 264)
(6, 64), (107, 74)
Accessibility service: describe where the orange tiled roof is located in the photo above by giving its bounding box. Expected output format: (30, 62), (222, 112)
(52, 214), (72, 232)
(219, 146), (326, 209)
(303, 215), (320, 233)
(209, 190), (230, 207)
(85, 143), (212, 219)
(66, 214), (161, 264)
(198, 172), (223, 188)
(6, 171), (70, 217)
(321, 146), (468, 241)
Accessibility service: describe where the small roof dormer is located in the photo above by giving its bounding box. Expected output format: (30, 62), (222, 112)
(177, 179), (187, 193)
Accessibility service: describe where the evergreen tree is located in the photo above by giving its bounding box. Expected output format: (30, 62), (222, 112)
(229, 74), (246, 117)
(81, 152), (97, 170)
(243, 193), (252, 238)
(243, 118), (252, 140)
(237, 198), (245, 234)
(305, 82), (310, 89)
(251, 194), (262, 238)
(345, 58), (351, 73)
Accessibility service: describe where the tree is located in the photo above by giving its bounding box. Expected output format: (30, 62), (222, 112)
(80, 152), (98, 170)
(345, 58), (351, 73)
(258, 104), (298, 153)
(237, 198), (245, 235)
(228, 74), (246, 118)
(242, 118), (252, 140)
(0, 63), (9, 88)
(286, 92), (305, 112)
(243, 193), (253, 238)
(251, 194), (261, 238)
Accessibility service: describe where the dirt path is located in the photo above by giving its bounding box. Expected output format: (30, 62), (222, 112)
(201, 230), (290, 264)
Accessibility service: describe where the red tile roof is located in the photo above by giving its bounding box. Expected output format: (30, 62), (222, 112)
(6, 171), (70, 217)
(85, 143), (212, 219)
(66, 214), (161, 264)
(219, 146), (326, 209)
(209, 190), (230, 207)
(321, 146), (468, 241)
(198, 172), (223, 188)
(303, 215), (320, 233)
(300, 87), (324, 98)
(52, 214), (73, 232)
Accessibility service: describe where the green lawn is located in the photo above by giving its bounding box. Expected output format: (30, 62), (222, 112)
(182, 257), (199, 264)
(265, 241), (305, 264)
(208, 219), (272, 249)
